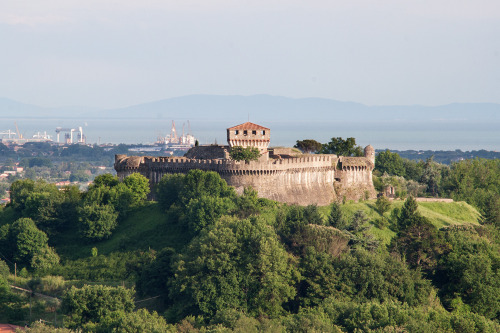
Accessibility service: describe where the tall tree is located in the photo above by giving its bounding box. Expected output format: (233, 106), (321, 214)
(170, 217), (297, 319)
(375, 150), (406, 177)
(420, 157), (442, 197)
(123, 172), (150, 204)
(396, 196), (419, 231)
(77, 203), (118, 241)
(294, 139), (322, 154)
(375, 196), (391, 216)
(327, 202), (347, 229)
(0, 217), (59, 270)
(320, 137), (363, 156)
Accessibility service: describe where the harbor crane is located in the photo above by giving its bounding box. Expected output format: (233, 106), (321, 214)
(15, 122), (23, 139)
(55, 126), (85, 144)
(0, 129), (17, 139)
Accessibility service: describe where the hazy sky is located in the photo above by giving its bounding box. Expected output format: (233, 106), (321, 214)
(1, 0), (499, 108)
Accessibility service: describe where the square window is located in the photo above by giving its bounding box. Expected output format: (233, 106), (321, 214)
(244, 130), (248, 135)
(262, 130), (266, 135)
(252, 130), (256, 135)
(235, 130), (239, 135)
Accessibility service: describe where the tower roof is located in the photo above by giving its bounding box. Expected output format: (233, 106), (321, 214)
(227, 122), (269, 131)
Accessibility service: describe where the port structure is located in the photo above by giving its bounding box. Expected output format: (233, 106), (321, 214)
(1, 122), (52, 145)
(55, 126), (85, 144)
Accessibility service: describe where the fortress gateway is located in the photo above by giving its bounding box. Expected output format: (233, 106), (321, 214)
(114, 122), (376, 205)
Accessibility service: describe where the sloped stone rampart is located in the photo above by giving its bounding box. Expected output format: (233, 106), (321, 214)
(114, 153), (376, 205)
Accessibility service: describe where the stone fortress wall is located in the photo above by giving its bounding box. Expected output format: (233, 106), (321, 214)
(114, 122), (376, 206)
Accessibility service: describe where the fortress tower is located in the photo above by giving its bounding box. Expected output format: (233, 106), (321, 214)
(364, 145), (375, 165)
(227, 122), (270, 154)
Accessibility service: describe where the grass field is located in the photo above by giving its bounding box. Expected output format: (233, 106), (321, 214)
(320, 199), (481, 245)
(57, 202), (191, 260)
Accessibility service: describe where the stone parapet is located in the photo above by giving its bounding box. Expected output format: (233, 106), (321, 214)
(114, 152), (375, 205)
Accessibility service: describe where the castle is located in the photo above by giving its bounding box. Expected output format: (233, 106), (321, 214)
(114, 122), (376, 206)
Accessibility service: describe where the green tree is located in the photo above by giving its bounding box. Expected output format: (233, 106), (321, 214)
(0, 259), (9, 279)
(344, 210), (380, 252)
(170, 216), (297, 319)
(320, 137), (363, 156)
(107, 183), (134, 217)
(276, 205), (307, 247)
(303, 205), (324, 225)
(396, 196), (419, 231)
(23, 188), (64, 231)
(294, 139), (322, 154)
(420, 157), (442, 197)
(327, 202), (347, 230)
(69, 170), (90, 182)
(9, 218), (49, 265)
(333, 249), (433, 306)
(155, 173), (185, 210)
(9, 179), (36, 212)
(482, 195), (500, 228)
(375, 150), (406, 177)
(102, 309), (175, 333)
(30, 246), (60, 272)
(62, 284), (135, 329)
(179, 170), (235, 206)
(78, 203), (118, 241)
(441, 158), (500, 221)
(437, 227), (500, 319)
(230, 146), (261, 162)
(0, 218), (58, 270)
(17, 322), (74, 333)
(92, 173), (120, 188)
(389, 215), (447, 273)
(375, 196), (391, 216)
(136, 247), (175, 300)
(235, 187), (261, 218)
(184, 195), (236, 233)
(123, 172), (150, 204)
(403, 159), (425, 181)
(298, 247), (339, 307)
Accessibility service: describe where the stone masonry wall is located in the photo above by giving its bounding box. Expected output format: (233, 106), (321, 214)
(114, 154), (376, 205)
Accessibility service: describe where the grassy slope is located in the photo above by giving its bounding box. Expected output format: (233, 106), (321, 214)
(321, 199), (481, 245)
(57, 202), (191, 260)
(57, 199), (481, 260)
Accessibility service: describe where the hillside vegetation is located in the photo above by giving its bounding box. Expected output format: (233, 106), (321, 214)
(56, 199), (481, 261)
(0, 156), (499, 332)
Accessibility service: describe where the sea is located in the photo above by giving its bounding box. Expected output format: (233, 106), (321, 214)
(1, 117), (499, 152)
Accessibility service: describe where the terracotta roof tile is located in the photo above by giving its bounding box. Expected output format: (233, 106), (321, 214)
(0, 324), (24, 332)
(227, 122), (270, 131)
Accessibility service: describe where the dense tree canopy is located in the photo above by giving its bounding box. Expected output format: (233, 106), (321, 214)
(78, 203), (118, 241)
(375, 149), (406, 176)
(169, 216), (297, 319)
(62, 284), (135, 330)
(319, 137), (363, 156)
(0, 217), (59, 270)
(229, 146), (261, 162)
(294, 139), (322, 154)
(2, 164), (500, 331)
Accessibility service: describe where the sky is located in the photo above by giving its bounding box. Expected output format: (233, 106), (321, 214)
(1, 0), (500, 109)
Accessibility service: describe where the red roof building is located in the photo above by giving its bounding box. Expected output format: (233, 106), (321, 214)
(226, 122), (270, 155)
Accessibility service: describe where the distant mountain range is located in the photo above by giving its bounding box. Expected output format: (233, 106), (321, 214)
(1, 95), (499, 125)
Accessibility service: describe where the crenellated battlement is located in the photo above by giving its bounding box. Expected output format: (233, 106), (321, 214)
(116, 154), (338, 177)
